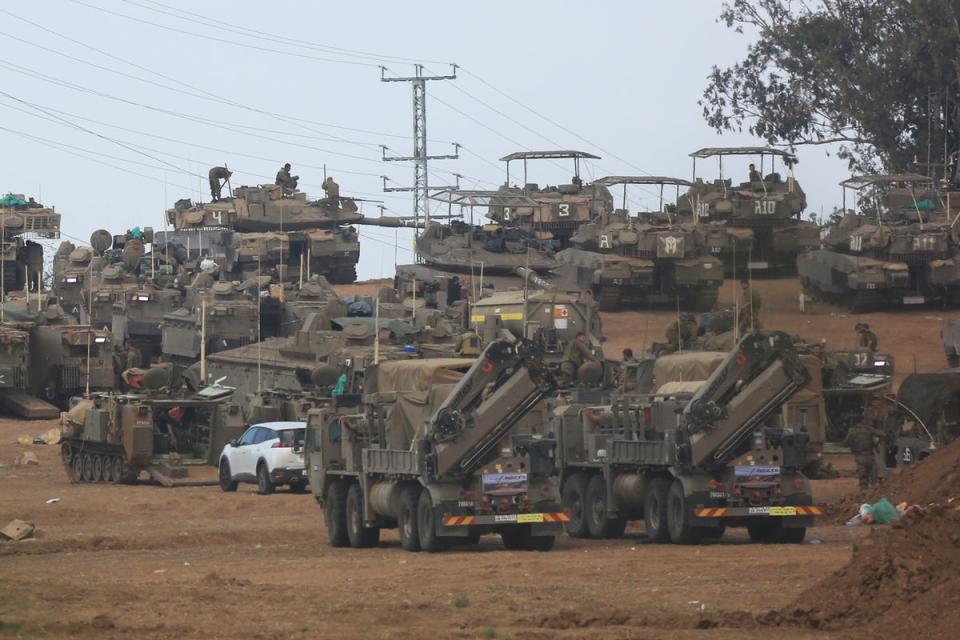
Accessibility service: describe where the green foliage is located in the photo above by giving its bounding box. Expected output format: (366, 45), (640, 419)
(702, 1), (960, 173)
(453, 595), (470, 608)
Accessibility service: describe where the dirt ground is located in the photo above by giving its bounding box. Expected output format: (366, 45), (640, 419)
(1, 275), (953, 639)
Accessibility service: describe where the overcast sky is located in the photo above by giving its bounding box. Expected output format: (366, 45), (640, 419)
(0, 0), (849, 280)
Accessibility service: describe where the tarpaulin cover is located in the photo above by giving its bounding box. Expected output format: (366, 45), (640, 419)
(897, 371), (960, 432)
(374, 358), (471, 394)
(384, 384), (456, 449)
(654, 351), (726, 386)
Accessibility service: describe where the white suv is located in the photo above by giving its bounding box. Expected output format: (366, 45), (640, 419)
(218, 422), (307, 494)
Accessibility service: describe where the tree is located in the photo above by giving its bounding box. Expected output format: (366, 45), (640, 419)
(702, 1), (960, 175)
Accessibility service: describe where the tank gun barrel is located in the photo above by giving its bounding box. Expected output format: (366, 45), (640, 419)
(356, 216), (425, 229)
(515, 266), (554, 290)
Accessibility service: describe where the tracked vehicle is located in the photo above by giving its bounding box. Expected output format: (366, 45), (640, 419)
(414, 220), (557, 275)
(28, 323), (112, 409)
(0, 194), (60, 291)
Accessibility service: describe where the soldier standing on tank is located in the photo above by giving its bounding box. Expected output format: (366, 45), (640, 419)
(561, 331), (596, 384)
(856, 323), (878, 352)
(208, 166), (232, 202)
(275, 163), (299, 194)
(748, 163), (762, 182)
(322, 176), (340, 207)
(738, 280), (761, 334)
(844, 418), (884, 488)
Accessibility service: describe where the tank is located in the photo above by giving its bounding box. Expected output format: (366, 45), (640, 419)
(112, 285), (183, 363)
(0, 193), (60, 291)
(28, 323), (113, 408)
(89, 264), (140, 329)
(677, 147), (818, 274)
(53, 244), (103, 317)
(415, 220), (557, 274)
(798, 174), (960, 310)
(232, 227), (360, 284)
(59, 379), (243, 485)
(562, 176), (724, 311)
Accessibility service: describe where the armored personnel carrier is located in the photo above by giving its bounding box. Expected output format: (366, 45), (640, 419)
(61, 377), (243, 486)
(415, 220), (557, 275)
(563, 176), (723, 311)
(677, 148), (818, 274)
(0, 193), (60, 291)
(798, 175), (960, 310)
(28, 322), (112, 408)
(0, 325), (29, 392)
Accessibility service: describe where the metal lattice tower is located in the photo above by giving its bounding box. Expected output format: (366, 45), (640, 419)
(381, 64), (460, 229)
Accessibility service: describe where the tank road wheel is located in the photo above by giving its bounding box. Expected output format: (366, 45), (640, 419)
(112, 456), (128, 484)
(41, 381), (58, 405)
(81, 453), (94, 483)
(417, 489), (447, 552)
(324, 479), (350, 548)
(92, 455), (104, 482)
(666, 480), (702, 545)
(101, 456), (114, 483)
(71, 450), (84, 483)
(597, 288), (622, 312)
(585, 475), (625, 539)
(345, 482), (380, 549)
(256, 462), (275, 495)
(644, 477), (671, 543)
(398, 484), (422, 552)
(561, 473), (590, 538)
(218, 458), (238, 492)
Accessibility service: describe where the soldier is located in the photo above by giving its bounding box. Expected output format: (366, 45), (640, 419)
(666, 314), (697, 351)
(844, 418), (884, 488)
(738, 280), (761, 333)
(446, 275), (462, 305)
(275, 163), (299, 194)
(322, 176), (340, 206)
(123, 340), (142, 371)
(856, 323), (878, 352)
(617, 348), (637, 392)
(208, 166), (232, 202)
(748, 163), (762, 182)
(561, 331), (596, 383)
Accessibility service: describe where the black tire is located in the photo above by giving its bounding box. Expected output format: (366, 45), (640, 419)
(501, 525), (531, 551)
(666, 480), (702, 545)
(561, 473), (590, 538)
(771, 522), (806, 544)
(112, 456), (129, 484)
(256, 463), (275, 495)
(92, 454), (103, 482)
(81, 453), (94, 482)
(526, 535), (556, 552)
(747, 520), (775, 543)
(101, 456), (113, 483)
(398, 484), (422, 552)
(585, 475), (623, 539)
(701, 524), (726, 540)
(346, 482), (380, 548)
(325, 479), (350, 548)
(71, 451), (84, 483)
(605, 517), (627, 539)
(417, 489), (446, 552)
(219, 458), (238, 492)
(644, 476), (671, 543)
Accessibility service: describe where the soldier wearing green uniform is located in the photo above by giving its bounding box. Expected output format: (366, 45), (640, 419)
(856, 323), (878, 352)
(844, 420), (884, 488)
(208, 166), (232, 202)
(666, 314), (697, 351)
(561, 332), (596, 383)
(738, 280), (761, 334)
(275, 163), (299, 194)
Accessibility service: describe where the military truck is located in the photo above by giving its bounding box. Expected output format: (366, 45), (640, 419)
(0, 193), (61, 291)
(28, 323), (112, 408)
(306, 338), (567, 551)
(799, 174), (960, 310)
(677, 148), (818, 274)
(554, 331), (819, 544)
(60, 376), (243, 485)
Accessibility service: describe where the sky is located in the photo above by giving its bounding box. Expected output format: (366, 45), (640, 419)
(0, 0), (850, 280)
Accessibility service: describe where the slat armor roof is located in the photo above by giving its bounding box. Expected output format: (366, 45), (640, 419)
(428, 189), (542, 208)
(594, 176), (693, 187)
(689, 147), (797, 161)
(499, 150), (601, 162)
(840, 174), (937, 189)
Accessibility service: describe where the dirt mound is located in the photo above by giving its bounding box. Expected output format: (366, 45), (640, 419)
(826, 438), (960, 523)
(759, 505), (960, 637)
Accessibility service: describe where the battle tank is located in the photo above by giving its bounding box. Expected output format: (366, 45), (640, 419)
(414, 220), (557, 275)
(798, 174), (960, 310)
(0, 193), (60, 291)
(562, 176), (723, 311)
(676, 148), (818, 274)
(60, 372), (243, 486)
(231, 227), (360, 284)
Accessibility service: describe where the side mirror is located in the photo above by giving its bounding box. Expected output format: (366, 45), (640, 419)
(229, 439), (239, 448)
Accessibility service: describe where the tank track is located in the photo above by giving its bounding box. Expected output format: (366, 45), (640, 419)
(61, 440), (137, 484)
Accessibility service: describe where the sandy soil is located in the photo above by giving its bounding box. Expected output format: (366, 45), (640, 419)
(1, 275), (950, 639)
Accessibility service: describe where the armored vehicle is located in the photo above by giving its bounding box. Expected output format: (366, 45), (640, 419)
(554, 331), (819, 544)
(562, 176), (723, 311)
(798, 174), (960, 310)
(943, 319), (960, 367)
(415, 220), (557, 275)
(112, 285), (183, 364)
(0, 325), (29, 392)
(53, 244), (102, 318)
(28, 323), (112, 408)
(89, 264), (139, 329)
(162, 281), (260, 363)
(60, 377), (243, 486)
(283, 279), (348, 334)
(677, 148), (818, 273)
(0, 193), (60, 291)
(232, 228), (360, 284)
(306, 338), (567, 552)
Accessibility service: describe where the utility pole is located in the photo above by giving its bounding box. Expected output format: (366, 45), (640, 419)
(380, 64), (461, 233)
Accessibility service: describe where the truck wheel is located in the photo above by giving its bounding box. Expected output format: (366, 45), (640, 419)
(81, 453), (94, 482)
(666, 480), (702, 545)
(346, 482), (380, 548)
(585, 475), (623, 538)
(644, 477), (671, 543)
(256, 463), (275, 495)
(417, 490), (447, 552)
(747, 521), (775, 543)
(325, 479), (350, 548)
(501, 525), (532, 550)
(561, 473), (590, 538)
(219, 459), (238, 492)
(772, 522), (806, 544)
(398, 485), (422, 552)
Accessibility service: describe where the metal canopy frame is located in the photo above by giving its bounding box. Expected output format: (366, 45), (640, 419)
(594, 176), (692, 216)
(839, 174), (941, 228)
(689, 146), (797, 184)
(499, 150), (601, 186)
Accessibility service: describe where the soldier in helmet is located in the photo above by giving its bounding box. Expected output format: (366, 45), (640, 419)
(738, 280), (761, 334)
(844, 409), (885, 488)
(322, 176), (340, 207)
(123, 339), (142, 372)
(561, 331), (596, 384)
(275, 163), (299, 195)
(856, 323), (878, 352)
(208, 166), (232, 202)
